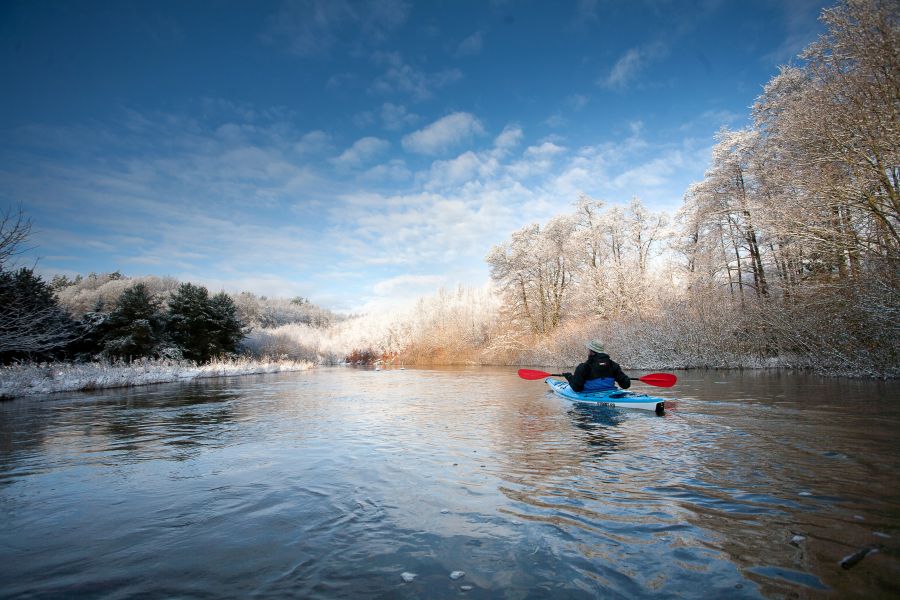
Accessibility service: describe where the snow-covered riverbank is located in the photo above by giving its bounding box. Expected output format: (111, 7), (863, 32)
(0, 358), (314, 399)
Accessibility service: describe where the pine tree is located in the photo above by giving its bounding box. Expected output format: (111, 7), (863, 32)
(0, 268), (75, 363)
(208, 292), (245, 356)
(68, 299), (110, 361)
(167, 282), (215, 363)
(102, 283), (166, 360)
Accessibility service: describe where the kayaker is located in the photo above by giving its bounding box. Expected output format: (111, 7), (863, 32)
(562, 340), (631, 392)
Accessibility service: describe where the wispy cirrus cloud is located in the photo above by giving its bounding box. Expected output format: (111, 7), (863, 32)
(454, 31), (484, 57)
(370, 51), (463, 101)
(372, 273), (445, 296)
(571, 0), (599, 28)
(765, 0), (828, 65)
(262, 0), (411, 57)
(566, 94), (589, 111)
(599, 41), (668, 89)
(380, 102), (420, 130)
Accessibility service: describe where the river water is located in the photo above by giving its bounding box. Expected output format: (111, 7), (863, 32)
(1, 367), (898, 599)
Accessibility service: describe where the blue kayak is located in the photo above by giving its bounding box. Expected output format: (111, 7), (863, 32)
(546, 378), (666, 414)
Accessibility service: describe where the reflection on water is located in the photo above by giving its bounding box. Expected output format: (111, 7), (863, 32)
(1, 367), (898, 598)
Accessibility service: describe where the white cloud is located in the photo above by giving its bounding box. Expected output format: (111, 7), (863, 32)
(362, 0), (411, 38)
(371, 51), (463, 101)
(380, 102), (420, 130)
(353, 110), (376, 128)
(8, 101), (713, 313)
(506, 142), (568, 180)
(765, 0), (827, 65)
(455, 31), (484, 57)
(361, 158), (412, 182)
(678, 109), (741, 132)
(525, 142), (566, 157)
(332, 136), (391, 167)
(494, 125), (523, 150)
(326, 72), (357, 90)
(261, 0), (356, 57)
(401, 112), (484, 155)
(293, 130), (331, 155)
(566, 94), (589, 111)
(603, 48), (643, 89)
(545, 113), (567, 128)
(574, 0), (599, 24)
(336, 187), (487, 252)
(599, 41), (667, 89)
(424, 151), (499, 189)
(262, 0), (411, 57)
(373, 273), (445, 296)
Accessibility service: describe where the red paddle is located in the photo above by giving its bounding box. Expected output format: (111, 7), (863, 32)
(517, 368), (677, 388)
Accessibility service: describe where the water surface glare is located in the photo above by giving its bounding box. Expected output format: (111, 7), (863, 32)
(1, 367), (898, 598)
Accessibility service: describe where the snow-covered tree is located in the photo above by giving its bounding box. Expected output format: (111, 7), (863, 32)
(487, 216), (577, 335)
(0, 211), (76, 362)
(0, 208), (32, 267)
(0, 268), (76, 363)
(752, 0), (899, 267)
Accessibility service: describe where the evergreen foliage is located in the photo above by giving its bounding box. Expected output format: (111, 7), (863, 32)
(0, 267), (75, 363)
(168, 283), (245, 363)
(167, 283), (214, 363)
(69, 306), (110, 361)
(102, 283), (167, 360)
(208, 291), (244, 355)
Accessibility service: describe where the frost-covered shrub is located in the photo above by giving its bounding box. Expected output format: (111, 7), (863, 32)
(232, 292), (337, 329)
(240, 326), (324, 363)
(0, 356), (313, 398)
(56, 274), (181, 317)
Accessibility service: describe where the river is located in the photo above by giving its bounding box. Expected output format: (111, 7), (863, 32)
(1, 367), (898, 598)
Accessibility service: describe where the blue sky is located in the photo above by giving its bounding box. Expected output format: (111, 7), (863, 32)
(0, 0), (830, 312)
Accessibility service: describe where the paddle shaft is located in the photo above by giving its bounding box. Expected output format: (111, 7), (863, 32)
(545, 374), (651, 381)
(517, 368), (676, 388)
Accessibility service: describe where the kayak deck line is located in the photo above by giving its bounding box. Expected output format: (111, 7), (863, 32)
(545, 378), (666, 415)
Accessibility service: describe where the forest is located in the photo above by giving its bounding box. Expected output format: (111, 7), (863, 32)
(1, 0), (897, 387)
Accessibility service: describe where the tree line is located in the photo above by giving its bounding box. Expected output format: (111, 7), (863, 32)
(484, 0), (899, 377)
(0, 212), (245, 365)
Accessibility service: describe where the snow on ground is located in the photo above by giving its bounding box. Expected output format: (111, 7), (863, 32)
(0, 357), (313, 399)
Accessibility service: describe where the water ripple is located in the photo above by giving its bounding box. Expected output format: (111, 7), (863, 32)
(1, 367), (898, 598)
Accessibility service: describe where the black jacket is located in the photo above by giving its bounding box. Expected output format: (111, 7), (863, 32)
(564, 352), (631, 392)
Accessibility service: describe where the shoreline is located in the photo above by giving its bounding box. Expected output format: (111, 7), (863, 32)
(0, 358), (314, 400)
(2, 357), (893, 401)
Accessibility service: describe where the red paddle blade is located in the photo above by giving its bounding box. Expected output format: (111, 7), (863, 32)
(637, 373), (677, 387)
(518, 368), (552, 380)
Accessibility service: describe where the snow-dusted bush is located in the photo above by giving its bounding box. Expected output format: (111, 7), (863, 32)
(0, 356), (313, 399)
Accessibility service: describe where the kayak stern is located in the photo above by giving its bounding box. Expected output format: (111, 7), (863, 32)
(545, 377), (666, 414)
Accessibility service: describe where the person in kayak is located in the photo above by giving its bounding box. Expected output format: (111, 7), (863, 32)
(562, 340), (631, 392)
